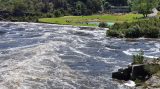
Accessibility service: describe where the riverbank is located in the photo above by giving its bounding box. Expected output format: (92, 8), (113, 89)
(38, 13), (143, 27)
(107, 18), (160, 38)
(112, 56), (160, 88)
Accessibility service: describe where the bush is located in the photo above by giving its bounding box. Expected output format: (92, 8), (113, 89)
(132, 51), (144, 65)
(99, 22), (108, 28)
(108, 18), (160, 38)
(46, 13), (54, 18)
(124, 25), (142, 38)
(144, 64), (160, 75)
(111, 23), (122, 30)
(54, 10), (63, 17)
(144, 27), (160, 38)
(107, 30), (122, 37)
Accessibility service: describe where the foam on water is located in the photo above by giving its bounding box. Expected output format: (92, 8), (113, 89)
(124, 80), (136, 87)
(0, 22), (159, 89)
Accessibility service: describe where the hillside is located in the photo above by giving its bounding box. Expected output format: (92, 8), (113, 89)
(0, 0), (129, 21)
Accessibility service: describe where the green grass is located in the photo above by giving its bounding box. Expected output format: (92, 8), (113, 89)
(38, 14), (143, 26)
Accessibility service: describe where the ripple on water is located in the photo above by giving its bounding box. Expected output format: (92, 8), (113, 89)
(0, 22), (159, 89)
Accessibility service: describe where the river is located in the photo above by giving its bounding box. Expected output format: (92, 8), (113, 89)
(0, 22), (159, 89)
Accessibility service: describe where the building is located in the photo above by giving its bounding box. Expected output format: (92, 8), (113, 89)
(109, 6), (131, 13)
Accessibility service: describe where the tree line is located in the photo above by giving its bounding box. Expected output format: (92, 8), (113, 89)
(1, 0), (160, 21)
(0, 0), (129, 21)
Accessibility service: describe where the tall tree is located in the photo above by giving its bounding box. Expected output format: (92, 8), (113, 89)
(131, 0), (160, 17)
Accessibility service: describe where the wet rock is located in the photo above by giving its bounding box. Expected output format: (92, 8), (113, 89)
(112, 64), (151, 81)
(131, 65), (151, 81)
(112, 67), (132, 81)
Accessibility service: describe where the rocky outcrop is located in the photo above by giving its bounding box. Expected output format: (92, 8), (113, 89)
(112, 58), (160, 88)
(112, 64), (151, 81)
(112, 66), (132, 81)
(131, 64), (151, 81)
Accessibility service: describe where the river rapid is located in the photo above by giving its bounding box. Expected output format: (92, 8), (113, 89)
(0, 22), (159, 89)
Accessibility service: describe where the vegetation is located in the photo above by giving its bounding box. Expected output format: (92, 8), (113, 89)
(39, 14), (142, 26)
(131, 0), (160, 17)
(145, 64), (160, 75)
(132, 51), (144, 64)
(98, 22), (108, 28)
(131, 52), (160, 83)
(132, 51), (160, 76)
(107, 18), (160, 38)
(0, 0), (130, 21)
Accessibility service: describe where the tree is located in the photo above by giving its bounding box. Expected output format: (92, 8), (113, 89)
(12, 0), (27, 16)
(54, 10), (62, 17)
(131, 0), (160, 17)
(104, 2), (111, 11)
(75, 1), (87, 15)
(101, 0), (106, 12)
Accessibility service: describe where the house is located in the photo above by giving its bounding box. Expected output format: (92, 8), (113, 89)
(109, 6), (131, 13)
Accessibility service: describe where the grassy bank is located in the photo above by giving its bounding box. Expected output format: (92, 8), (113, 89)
(107, 18), (160, 38)
(38, 14), (143, 26)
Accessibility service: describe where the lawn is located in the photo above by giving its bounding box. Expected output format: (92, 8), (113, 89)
(38, 13), (143, 26)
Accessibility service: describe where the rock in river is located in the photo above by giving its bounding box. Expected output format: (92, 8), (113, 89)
(112, 64), (151, 81)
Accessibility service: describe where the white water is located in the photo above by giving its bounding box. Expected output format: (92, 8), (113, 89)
(0, 22), (159, 89)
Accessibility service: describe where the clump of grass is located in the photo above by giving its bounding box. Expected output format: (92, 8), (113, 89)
(98, 22), (108, 28)
(132, 51), (144, 65)
(145, 64), (160, 75)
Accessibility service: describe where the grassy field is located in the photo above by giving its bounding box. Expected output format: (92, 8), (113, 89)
(39, 14), (143, 26)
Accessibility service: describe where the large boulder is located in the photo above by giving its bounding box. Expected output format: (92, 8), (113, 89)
(112, 67), (132, 81)
(112, 64), (151, 81)
(131, 64), (151, 81)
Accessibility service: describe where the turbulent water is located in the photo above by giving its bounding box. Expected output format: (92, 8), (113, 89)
(0, 22), (159, 89)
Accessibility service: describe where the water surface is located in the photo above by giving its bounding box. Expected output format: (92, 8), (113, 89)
(0, 22), (159, 89)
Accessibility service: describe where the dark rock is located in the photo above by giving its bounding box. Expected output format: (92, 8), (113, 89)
(112, 64), (151, 81)
(131, 65), (151, 81)
(112, 67), (132, 81)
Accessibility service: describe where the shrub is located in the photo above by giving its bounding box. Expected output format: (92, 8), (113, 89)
(124, 25), (142, 38)
(99, 22), (108, 28)
(54, 10), (63, 17)
(120, 22), (130, 29)
(46, 13), (54, 18)
(107, 30), (122, 37)
(111, 23), (122, 30)
(132, 51), (144, 64)
(108, 18), (160, 38)
(144, 27), (160, 38)
(144, 64), (160, 75)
